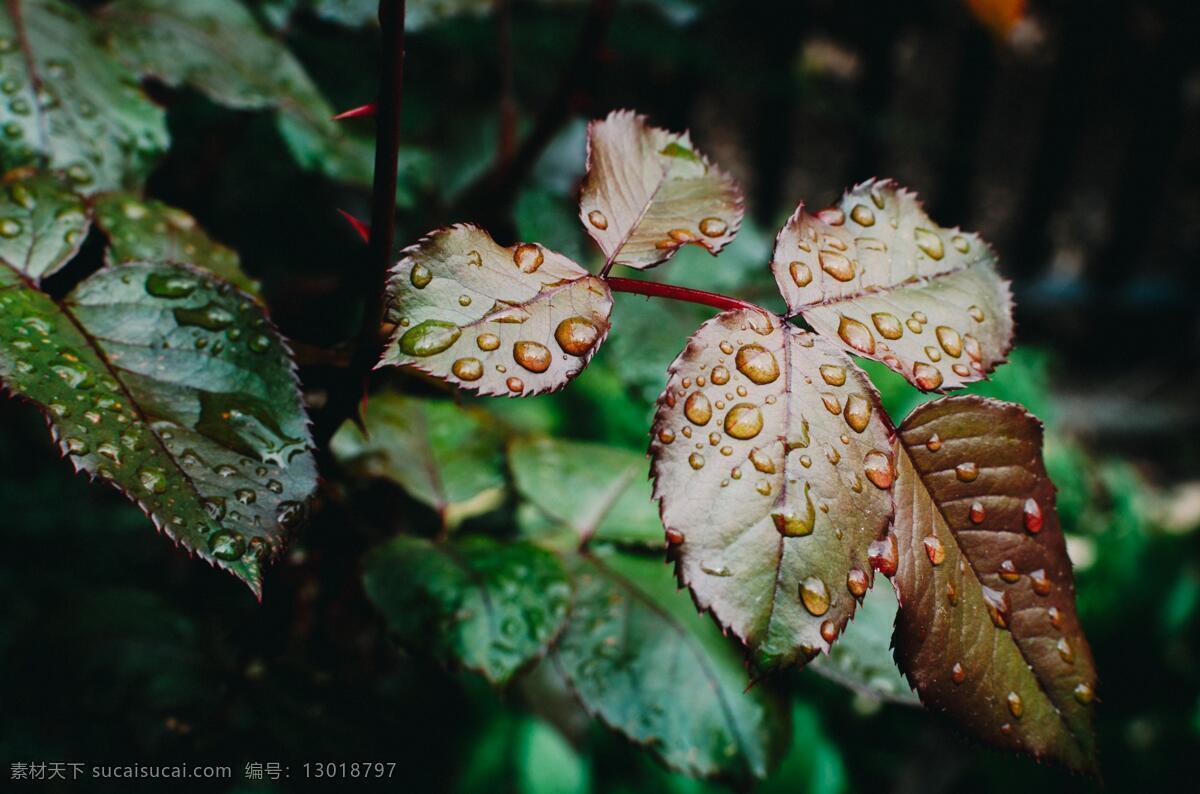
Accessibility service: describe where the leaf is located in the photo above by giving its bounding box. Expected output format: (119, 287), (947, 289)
(92, 191), (259, 295)
(650, 309), (894, 671)
(0, 0), (168, 192)
(0, 171), (88, 282)
(380, 224), (613, 397)
(553, 546), (789, 781)
(578, 110), (743, 270)
(890, 395), (1097, 772)
(770, 179), (1013, 392)
(363, 535), (571, 685)
(810, 580), (919, 706)
(330, 393), (507, 529)
(510, 436), (662, 548)
(0, 177), (315, 594)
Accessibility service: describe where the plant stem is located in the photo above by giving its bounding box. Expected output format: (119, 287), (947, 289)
(315, 0), (405, 446)
(605, 277), (768, 315)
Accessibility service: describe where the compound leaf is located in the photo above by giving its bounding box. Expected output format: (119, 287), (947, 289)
(0, 0), (168, 192)
(579, 110), (743, 270)
(331, 393), (507, 529)
(553, 546), (789, 781)
(363, 535), (571, 685)
(92, 191), (258, 295)
(891, 395), (1097, 772)
(771, 179), (1013, 392)
(510, 436), (661, 548)
(380, 224), (612, 397)
(650, 309), (893, 672)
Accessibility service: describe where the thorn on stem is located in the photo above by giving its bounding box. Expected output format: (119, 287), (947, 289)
(332, 103), (378, 120)
(337, 209), (371, 243)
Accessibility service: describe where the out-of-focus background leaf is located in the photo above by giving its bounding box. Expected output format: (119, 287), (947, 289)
(1, 0), (1198, 791)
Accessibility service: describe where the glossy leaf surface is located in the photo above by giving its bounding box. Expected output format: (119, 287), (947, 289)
(0, 171), (88, 282)
(771, 179), (1013, 392)
(509, 436), (661, 547)
(363, 535), (571, 685)
(651, 309), (893, 671)
(380, 224), (612, 397)
(891, 396), (1097, 772)
(0, 0), (167, 192)
(579, 110), (743, 269)
(554, 547), (788, 780)
(331, 393), (507, 528)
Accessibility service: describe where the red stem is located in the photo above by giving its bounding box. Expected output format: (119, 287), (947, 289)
(605, 277), (768, 315)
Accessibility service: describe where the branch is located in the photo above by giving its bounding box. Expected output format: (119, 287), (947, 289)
(606, 277), (768, 315)
(314, 0), (406, 446)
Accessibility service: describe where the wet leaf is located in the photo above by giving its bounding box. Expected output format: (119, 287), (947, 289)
(0, 177), (315, 594)
(891, 395), (1097, 772)
(510, 436), (661, 548)
(650, 309), (893, 672)
(0, 0), (168, 192)
(331, 393), (507, 529)
(579, 110), (743, 270)
(380, 224), (612, 397)
(363, 535), (571, 685)
(92, 191), (258, 295)
(0, 171), (88, 282)
(771, 179), (1013, 392)
(811, 581), (919, 706)
(553, 546), (789, 781)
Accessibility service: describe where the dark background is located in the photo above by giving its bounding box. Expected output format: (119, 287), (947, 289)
(2, 0), (1198, 791)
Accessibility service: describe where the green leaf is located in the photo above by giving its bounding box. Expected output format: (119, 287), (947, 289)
(891, 396), (1098, 772)
(92, 191), (259, 295)
(554, 546), (789, 781)
(771, 179), (1013, 392)
(579, 110), (743, 270)
(509, 436), (662, 548)
(458, 713), (590, 794)
(810, 580), (918, 706)
(331, 393), (507, 529)
(0, 176), (315, 594)
(380, 224), (613, 397)
(363, 535), (571, 685)
(0, 171), (88, 282)
(650, 309), (893, 672)
(0, 0), (168, 192)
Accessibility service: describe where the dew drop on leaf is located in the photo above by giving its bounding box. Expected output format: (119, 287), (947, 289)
(512, 243), (544, 273)
(955, 461), (979, 482)
(684, 392), (712, 425)
(936, 326), (963, 357)
(799, 576), (830, 616)
(410, 263), (432, 288)
(923, 535), (945, 565)
(734, 343), (779, 384)
(554, 316), (600, 356)
(699, 217), (727, 237)
(843, 394), (871, 433)
(452, 357), (483, 381)
(723, 403), (763, 440)
(1023, 498), (1043, 533)
(476, 332), (500, 351)
(398, 320), (460, 356)
(969, 500), (986, 524)
(513, 341), (552, 373)
(863, 450), (893, 490)
(836, 315), (875, 355)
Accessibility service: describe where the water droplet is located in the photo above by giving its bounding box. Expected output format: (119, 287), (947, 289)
(450, 357), (483, 381)
(963, 334), (982, 361)
(657, 428), (677, 445)
(209, 530), (246, 561)
(1006, 691), (1023, 718)
(664, 528), (685, 546)
(476, 332), (500, 351)
(410, 264), (432, 288)
(719, 340), (734, 355)
(914, 228), (944, 260)
(946, 661), (964, 684)
(277, 500), (305, 529)
(955, 462), (978, 482)
(982, 586), (1008, 628)
(863, 450), (893, 489)
(64, 437), (88, 455)
(683, 391), (712, 426)
(952, 235), (970, 253)
(587, 210), (608, 229)
(847, 568), (869, 599)
(688, 452), (705, 470)
(513, 340), (552, 373)
(936, 326), (963, 357)
(756, 480), (772, 496)
(701, 561), (731, 576)
(554, 316), (600, 356)
(926, 433), (942, 452)
(968, 305), (984, 322)
(1057, 638), (1074, 664)
(267, 480), (283, 495)
(865, 313), (901, 342)
(699, 217), (727, 237)
(399, 320), (460, 356)
(789, 261), (812, 287)
(772, 483), (815, 537)
(969, 500), (986, 524)
(849, 204), (875, 227)
(913, 362), (943, 390)
(506, 376), (524, 393)
(173, 301), (235, 331)
(1022, 498), (1043, 533)
(924, 535), (945, 565)
(135, 465), (167, 494)
(814, 365), (843, 389)
(924, 346), (942, 363)
(1030, 568), (1051, 596)
(837, 316), (875, 355)
(1073, 683), (1094, 704)
(145, 272), (199, 299)
(735, 343), (780, 384)
(819, 250), (856, 282)
(724, 403), (763, 439)
(816, 207), (845, 226)
(868, 532), (898, 575)
(1048, 606), (1063, 628)
(512, 243), (545, 273)
(843, 394), (871, 433)
(749, 447), (775, 474)
(821, 393), (841, 414)
(202, 497), (226, 521)
(999, 559), (1020, 583)
(800, 576), (830, 616)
